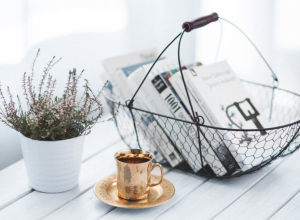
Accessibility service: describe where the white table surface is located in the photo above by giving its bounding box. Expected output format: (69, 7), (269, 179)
(0, 120), (300, 220)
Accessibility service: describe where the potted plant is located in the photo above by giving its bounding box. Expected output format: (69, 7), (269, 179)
(0, 49), (118, 193)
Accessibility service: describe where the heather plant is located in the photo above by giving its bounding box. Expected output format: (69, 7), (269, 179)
(0, 49), (119, 141)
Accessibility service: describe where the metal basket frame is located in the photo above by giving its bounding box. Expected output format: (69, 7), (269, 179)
(105, 13), (300, 178)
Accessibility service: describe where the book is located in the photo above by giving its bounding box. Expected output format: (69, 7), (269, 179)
(170, 72), (242, 175)
(100, 73), (166, 163)
(127, 59), (193, 168)
(101, 57), (166, 163)
(151, 74), (211, 172)
(164, 66), (243, 175)
(160, 68), (241, 176)
(129, 59), (211, 173)
(186, 61), (275, 170)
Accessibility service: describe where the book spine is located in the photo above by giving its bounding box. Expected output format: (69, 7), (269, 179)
(140, 114), (182, 167)
(151, 74), (205, 172)
(144, 113), (184, 167)
(137, 117), (166, 163)
(132, 99), (174, 165)
(127, 70), (184, 167)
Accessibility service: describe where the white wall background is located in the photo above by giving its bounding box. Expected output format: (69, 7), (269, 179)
(195, 0), (300, 92)
(0, 0), (300, 170)
(0, 0), (199, 170)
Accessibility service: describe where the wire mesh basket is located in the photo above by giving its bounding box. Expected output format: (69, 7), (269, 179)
(105, 13), (300, 178)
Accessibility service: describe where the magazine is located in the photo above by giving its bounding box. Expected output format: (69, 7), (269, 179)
(129, 59), (219, 173)
(100, 71), (165, 163)
(101, 49), (167, 163)
(127, 59), (185, 168)
(170, 73), (242, 173)
(102, 48), (158, 103)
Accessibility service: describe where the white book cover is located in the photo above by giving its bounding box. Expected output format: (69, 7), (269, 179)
(151, 74), (216, 174)
(187, 61), (276, 170)
(170, 73), (242, 175)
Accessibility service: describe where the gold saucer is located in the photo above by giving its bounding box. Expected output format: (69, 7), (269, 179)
(93, 174), (175, 209)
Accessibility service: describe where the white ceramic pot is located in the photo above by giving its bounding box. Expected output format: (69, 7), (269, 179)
(19, 133), (85, 193)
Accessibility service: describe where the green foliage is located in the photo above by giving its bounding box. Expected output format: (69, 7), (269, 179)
(0, 49), (119, 141)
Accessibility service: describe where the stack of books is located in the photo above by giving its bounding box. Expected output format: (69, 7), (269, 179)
(101, 48), (276, 177)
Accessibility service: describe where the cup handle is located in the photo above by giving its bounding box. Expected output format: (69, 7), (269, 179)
(149, 163), (164, 187)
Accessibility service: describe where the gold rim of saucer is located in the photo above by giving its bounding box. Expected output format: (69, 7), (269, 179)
(93, 174), (175, 209)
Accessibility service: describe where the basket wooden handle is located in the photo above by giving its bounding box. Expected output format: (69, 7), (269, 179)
(182, 13), (219, 32)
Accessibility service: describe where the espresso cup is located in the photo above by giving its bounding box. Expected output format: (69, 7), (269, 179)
(115, 149), (164, 200)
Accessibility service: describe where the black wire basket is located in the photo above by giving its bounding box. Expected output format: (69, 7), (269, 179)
(105, 13), (300, 178)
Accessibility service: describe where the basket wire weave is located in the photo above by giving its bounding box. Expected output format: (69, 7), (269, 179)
(105, 13), (300, 178)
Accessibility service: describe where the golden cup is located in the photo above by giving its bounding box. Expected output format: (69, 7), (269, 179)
(114, 149), (164, 200)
